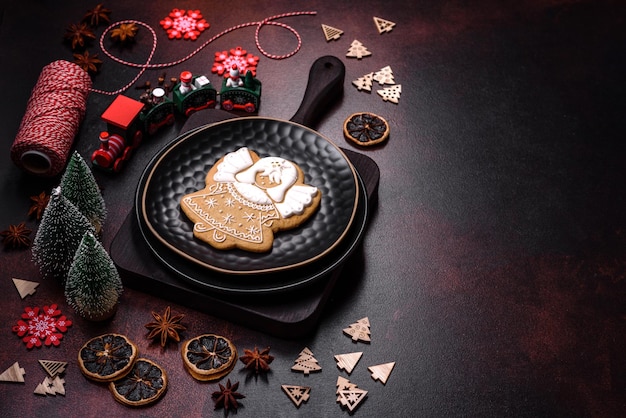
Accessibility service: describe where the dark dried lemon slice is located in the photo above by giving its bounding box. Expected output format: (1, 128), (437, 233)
(109, 358), (167, 407)
(78, 333), (138, 382)
(343, 112), (390, 146)
(181, 334), (237, 381)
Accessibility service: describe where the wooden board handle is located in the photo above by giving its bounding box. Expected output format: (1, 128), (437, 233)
(290, 56), (345, 128)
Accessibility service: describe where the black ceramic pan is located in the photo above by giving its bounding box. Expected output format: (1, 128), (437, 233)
(136, 56), (362, 285)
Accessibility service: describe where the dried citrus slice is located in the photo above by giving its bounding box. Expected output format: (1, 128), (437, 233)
(181, 334), (237, 381)
(343, 112), (390, 146)
(78, 333), (138, 382)
(109, 358), (167, 407)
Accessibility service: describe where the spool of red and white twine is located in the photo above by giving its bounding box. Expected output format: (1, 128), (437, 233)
(10, 60), (92, 176)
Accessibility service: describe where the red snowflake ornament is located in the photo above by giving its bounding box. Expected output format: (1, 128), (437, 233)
(160, 9), (209, 40)
(212, 46), (260, 77)
(12, 305), (72, 349)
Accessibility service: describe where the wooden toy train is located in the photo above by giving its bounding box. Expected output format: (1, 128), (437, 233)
(91, 68), (261, 172)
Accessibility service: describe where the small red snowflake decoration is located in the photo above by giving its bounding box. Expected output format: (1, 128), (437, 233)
(12, 305), (72, 349)
(212, 46), (260, 77)
(160, 9), (209, 40)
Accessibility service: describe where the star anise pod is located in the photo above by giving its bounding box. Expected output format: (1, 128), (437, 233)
(1, 222), (32, 250)
(145, 306), (186, 347)
(110, 22), (138, 43)
(212, 379), (245, 414)
(73, 51), (102, 74)
(239, 346), (274, 373)
(82, 4), (112, 27)
(28, 191), (50, 221)
(64, 23), (96, 50)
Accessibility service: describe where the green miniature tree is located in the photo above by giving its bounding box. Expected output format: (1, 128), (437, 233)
(32, 187), (95, 281)
(65, 232), (123, 321)
(60, 151), (106, 234)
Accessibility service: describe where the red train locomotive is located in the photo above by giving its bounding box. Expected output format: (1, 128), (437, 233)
(91, 69), (260, 173)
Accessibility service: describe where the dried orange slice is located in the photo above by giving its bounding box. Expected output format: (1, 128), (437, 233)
(109, 358), (167, 407)
(78, 333), (138, 382)
(181, 334), (237, 381)
(343, 112), (390, 146)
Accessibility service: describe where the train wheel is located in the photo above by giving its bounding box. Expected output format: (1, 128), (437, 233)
(131, 130), (143, 148)
(113, 158), (124, 173)
(244, 103), (256, 113)
(222, 100), (234, 111)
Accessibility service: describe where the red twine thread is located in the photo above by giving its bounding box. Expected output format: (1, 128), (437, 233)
(92, 11), (316, 95)
(10, 60), (91, 177)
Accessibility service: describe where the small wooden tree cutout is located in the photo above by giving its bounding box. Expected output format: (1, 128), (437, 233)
(336, 376), (358, 402)
(281, 384), (311, 407)
(373, 16), (396, 34)
(334, 352), (363, 374)
(343, 317), (371, 343)
(352, 72), (374, 92)
(373, 66), (395, 85)
(336, 377), (368, 412)
(346, 40), (372, 59)
(39, 360), (68, 377)
(368, 362), (396, 384)
(321, 24), (343, 41)
(291, 347), (322, 374)
(0, 362), (26, 383)
(12, 278), (39, 299)
(377, 84), (402, 104)
(338, 388), (368, 412)
(34, 376), (65, 396)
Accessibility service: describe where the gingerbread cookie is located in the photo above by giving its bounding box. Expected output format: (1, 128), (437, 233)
(180, 147), (321, 253)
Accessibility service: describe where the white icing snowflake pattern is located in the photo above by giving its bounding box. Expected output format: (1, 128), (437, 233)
(204, 197), (218, 208)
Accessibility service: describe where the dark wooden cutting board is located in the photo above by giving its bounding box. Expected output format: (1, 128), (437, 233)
(110, 110), (379, 338)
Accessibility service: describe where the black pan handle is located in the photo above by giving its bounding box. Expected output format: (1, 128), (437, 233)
(289, 56), (345, 128)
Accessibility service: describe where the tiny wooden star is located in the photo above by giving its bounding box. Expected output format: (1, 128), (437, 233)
(28, 191), (50, 220)
(144, 306), (186, 347)
(212, 379), (244, 414)
(1, 222), (32, 250)
(239, 346), (274, 373)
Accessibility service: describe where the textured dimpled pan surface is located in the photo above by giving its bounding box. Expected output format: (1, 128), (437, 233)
(137, 117), (359, 275)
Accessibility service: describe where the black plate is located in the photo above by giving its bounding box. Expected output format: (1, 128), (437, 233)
(135, 169), (368, 294)
(136, 117), (359, 275)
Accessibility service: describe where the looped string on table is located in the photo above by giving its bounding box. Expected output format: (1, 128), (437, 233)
(92, 11), (317, 96)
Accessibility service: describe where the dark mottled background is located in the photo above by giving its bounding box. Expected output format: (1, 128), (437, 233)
(1, 0), (625, 416)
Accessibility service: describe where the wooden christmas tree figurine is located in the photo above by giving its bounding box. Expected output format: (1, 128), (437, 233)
(65, 232), (123, 321)
(0, 362), (26, 383)
(373, 66), (395, 85)
(343, 317), (371, 343)
(378, 84), (402, 104)
(60, 151), (106, 234)
(346, 40), (372, 59)
(32, 187), (96, 281)
(352, 72), (374, 92)
(291, 347), (322, 374)
(12, 278), (39, 299)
